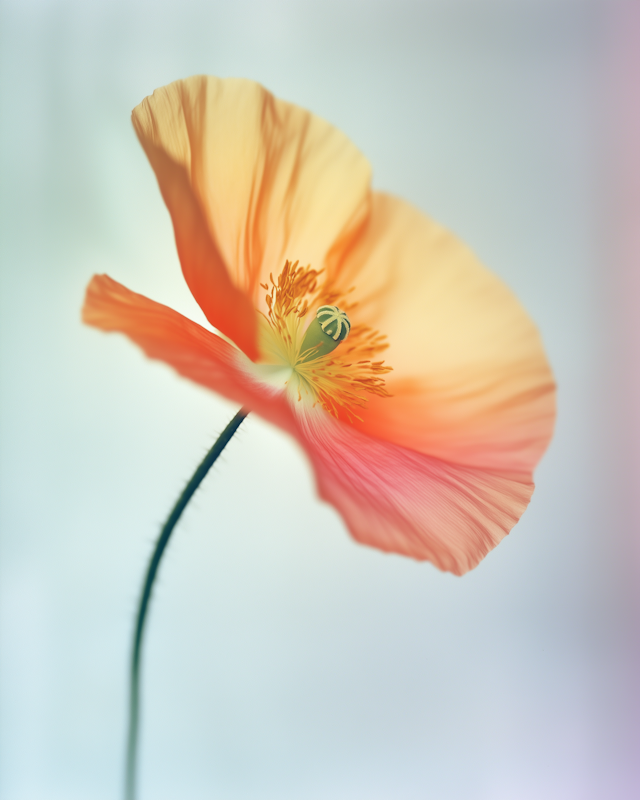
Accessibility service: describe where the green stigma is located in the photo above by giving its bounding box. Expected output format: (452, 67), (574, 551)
(299, 305), (351, 362)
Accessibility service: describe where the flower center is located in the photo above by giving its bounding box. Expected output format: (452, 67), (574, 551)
(259, 260), (391, 421)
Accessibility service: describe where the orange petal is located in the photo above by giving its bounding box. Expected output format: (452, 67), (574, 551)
(132, 76), (372, 356)
(295, 405), (533, 575)
(82, 274), (295, 435)
(332, 193), (556, 478)
(83, 274), (540, 574)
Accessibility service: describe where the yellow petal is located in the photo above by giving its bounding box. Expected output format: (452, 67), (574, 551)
(132, 76), (372, 355)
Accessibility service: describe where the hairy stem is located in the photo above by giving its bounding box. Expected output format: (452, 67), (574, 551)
(125, 407), (248, 800)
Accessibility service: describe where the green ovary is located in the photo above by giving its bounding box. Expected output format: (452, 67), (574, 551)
(298, 306), (350, 362)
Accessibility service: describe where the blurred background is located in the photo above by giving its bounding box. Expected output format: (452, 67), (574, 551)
(1, 0), (638, 798)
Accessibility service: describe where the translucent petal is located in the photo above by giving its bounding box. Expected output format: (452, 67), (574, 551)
(132, 76), (372, 359)
(332, 193), (556, 476)
(295, 405), (533, 575)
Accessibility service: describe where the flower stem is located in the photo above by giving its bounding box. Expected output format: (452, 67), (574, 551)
(125, 407), (248, 800)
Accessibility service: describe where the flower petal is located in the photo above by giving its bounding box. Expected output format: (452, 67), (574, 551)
(132, 76), (372, 357)
(295, 405), (532, 575)
(332, 193), (556, 477)
(83, 274), (539, 574)
(82, 274), (295, 435)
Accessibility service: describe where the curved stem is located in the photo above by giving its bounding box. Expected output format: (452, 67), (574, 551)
(125, 407), (248, 800)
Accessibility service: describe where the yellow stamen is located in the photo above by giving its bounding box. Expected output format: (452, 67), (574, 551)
(259, 261), (392, 421)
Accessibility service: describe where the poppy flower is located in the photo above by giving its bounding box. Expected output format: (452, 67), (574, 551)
(83, 75), (555, 576)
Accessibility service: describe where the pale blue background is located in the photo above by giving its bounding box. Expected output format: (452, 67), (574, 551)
(1, 1), (637, 799)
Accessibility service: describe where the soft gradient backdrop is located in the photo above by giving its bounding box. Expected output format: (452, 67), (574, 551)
(1, 0), (638, 798)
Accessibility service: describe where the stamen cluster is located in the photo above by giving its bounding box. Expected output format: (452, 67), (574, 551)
(260, 260), (392, 421)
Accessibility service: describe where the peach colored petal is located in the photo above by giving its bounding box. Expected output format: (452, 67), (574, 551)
(82, 275), (295, 436)
(294, 405), (533, 575)
(83, 274), (541, 574)
(132, 76), (372, 355)
(332, 193), (556, 477)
